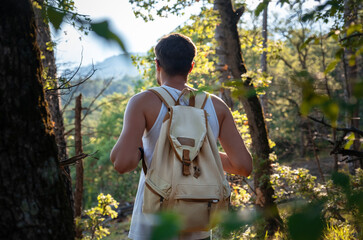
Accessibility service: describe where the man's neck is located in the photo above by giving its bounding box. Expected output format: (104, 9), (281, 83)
(161, 75), (188, 91)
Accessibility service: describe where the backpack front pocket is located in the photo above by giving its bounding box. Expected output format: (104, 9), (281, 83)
(173, 198), (219, 232)
(172, 184), (222, 232)
(142, 174), (171, 213)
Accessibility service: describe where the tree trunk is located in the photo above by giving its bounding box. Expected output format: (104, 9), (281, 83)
(0, 1), (74, 239)
(33, 0), (74, 210)
(344, 0), (362, 172)
(214, 0), (283, 236)
(260, 3), (269, 116)
(214, 3), (234, 110)
(74, 94), (84, 238)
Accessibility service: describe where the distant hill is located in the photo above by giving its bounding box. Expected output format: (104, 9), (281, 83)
(59, 53), (144, 81)
(59, 53), (146, 100)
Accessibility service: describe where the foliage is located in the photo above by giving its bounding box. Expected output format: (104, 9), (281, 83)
(131, 49), (158, 91)
(287, 201), (325, 240)
(77, 193), (119, 240)
(217, 168), (361, 240)
(263, 0), (362, 126)
(150, 212), (183, 240)
(231, 110), (252, 149)
(63, 78), (142, 208)
(36, 0), (126, 52)
(323, 220), (357, 240)
(271, 162), (326, 201)
(131, 7), (220, 92)
(129, 0), (211, 22)
(177, 7), (219, 90)
(58, 0), (362, 239)
(81, 92), (140, 208)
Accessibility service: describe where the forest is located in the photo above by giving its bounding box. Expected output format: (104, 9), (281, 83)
(0, 0), (362, 239)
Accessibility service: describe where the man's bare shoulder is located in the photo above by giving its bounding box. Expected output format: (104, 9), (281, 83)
(209, 94), (231, 127)
(128, 89), (161, 108)
(209, 94), (230, 114)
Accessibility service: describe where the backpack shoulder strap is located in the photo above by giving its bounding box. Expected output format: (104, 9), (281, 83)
(195, 91), (209, 109)
(175, 88), (209, 109)
(149, 87), (176, 108)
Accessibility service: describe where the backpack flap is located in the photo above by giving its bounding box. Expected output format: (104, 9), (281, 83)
(168, 105), (207, 176)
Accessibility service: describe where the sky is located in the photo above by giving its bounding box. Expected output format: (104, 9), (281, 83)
(54, 0), (204, 68)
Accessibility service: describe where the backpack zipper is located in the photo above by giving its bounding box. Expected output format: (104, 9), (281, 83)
(159, 196), (165, 210)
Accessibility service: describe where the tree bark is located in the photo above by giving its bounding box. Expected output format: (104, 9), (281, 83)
(214, 0), (282, 236)
(260, 3), (269, 116)
(74, 94), (84, 238)
(214, 3), (234, 110)
(0, 1), (74, 239)
(33, 0), (74, 211)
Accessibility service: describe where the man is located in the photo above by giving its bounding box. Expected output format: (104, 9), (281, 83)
(111, 33), (252, 240)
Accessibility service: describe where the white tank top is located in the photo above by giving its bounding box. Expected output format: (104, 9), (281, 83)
(128, 86), (219, 240)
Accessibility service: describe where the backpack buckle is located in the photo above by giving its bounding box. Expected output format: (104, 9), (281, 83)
(182, 149), (191, 176)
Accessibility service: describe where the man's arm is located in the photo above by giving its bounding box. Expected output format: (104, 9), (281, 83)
(110, 93), (146, 174)
(212, 96), (253, 177)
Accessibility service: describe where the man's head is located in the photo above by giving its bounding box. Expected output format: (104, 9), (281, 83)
(154, 33), (196, 77)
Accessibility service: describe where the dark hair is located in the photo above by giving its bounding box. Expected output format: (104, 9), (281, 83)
(154, 33), (196, 76)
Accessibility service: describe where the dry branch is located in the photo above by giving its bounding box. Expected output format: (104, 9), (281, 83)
(308, 116), (363, 136)
(60, 153), (90, 167)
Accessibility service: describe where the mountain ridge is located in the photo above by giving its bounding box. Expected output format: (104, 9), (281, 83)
(59, 53), (144, 80)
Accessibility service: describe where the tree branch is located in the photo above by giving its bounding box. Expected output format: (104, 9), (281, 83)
(332, 149), (363, 158)
(307, 116), (363, 136)
(81, 78), (113, 121)
(278, 56), (295, 70)
(235, 6), (245, 22)
(60, 153), (88, 167)
(59, 151), (98, 167)
(340, 33), (363, 42)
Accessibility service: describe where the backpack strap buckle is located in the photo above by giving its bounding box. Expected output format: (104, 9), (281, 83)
(182, 149), (191, 176)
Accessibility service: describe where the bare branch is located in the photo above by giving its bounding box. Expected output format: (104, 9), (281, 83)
(332, 149), (363, 158)
(59, 152), (97, 167)
(64, 128), (75, 137)
(57, 65), (96, 93)
(286, 97), (300, 115)
(48, 49), (96, 94)
(340, 33), (363, 42)
(346, 157), (363, 163)
(278, 56), (295, 70)
(81, 78), (113, 121)
(61, 84), (80, 114)
(242, 177), (257, 196)
(307, 116), (363, 136)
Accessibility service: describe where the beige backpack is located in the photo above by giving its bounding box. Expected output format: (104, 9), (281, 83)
(142, 87), (231, 232)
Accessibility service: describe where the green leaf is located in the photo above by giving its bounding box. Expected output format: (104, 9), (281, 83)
(301, 12), (315, 22)
(254, 0), (270, 16)
(151, 211), (182, 240)
(344, 133), (355, 150)
(332, 172), (350, 190)
(220, 210), (260, 237)
(91, 21), (127, 53)
(300, 36), (316, 50)
(47, 6), (66, 30)
(335, 47), (344, 58)
(348, 191), (363, 214)
(322, 101), (339, 127)
(346, 23), (362, 36)
(324, 59), (340, 75)
(287, 202), (325, 240)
